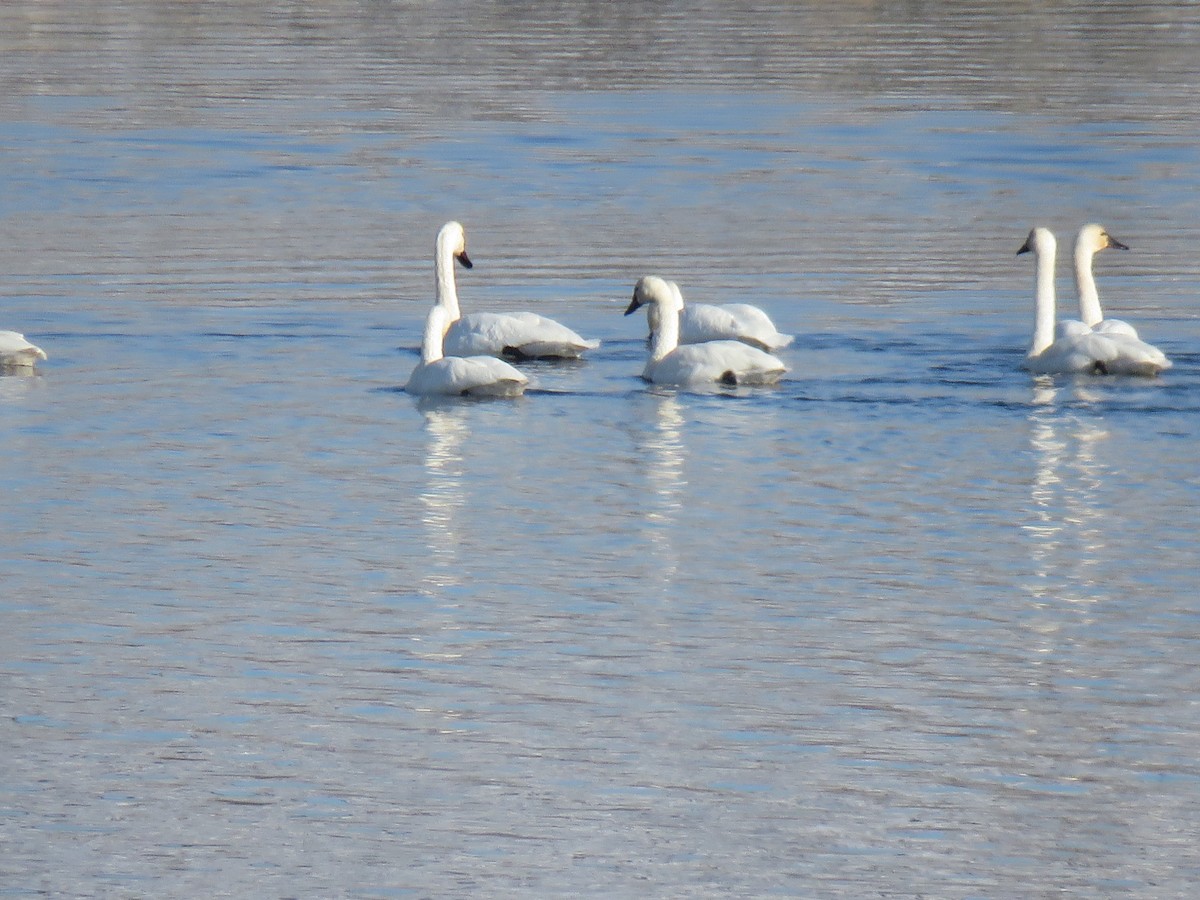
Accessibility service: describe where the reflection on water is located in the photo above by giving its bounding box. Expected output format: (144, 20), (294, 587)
(636, 392), (687, 593)
(4, 1), (1200, 897)
(417, 404), (470, 591)
(1024, 378), (1111, 608)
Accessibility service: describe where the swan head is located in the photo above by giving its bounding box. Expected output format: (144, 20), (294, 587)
(1017, 226), (1056, 258)
(437, 220), (473, 269)
(1076, 223), (1129, 256)
(625, 275), (681, 316)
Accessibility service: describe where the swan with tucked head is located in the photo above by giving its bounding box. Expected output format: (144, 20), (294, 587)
(639, 283), (793, 351)
(405, 303), (528, 397)
(433, 221), (599, 360)
(1017, 227), (1169, 376)
(624, 276), (786, 386)
(0, 331), (47, 370)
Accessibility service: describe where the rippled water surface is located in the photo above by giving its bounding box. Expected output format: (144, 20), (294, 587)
(4, 2), (1200, 896)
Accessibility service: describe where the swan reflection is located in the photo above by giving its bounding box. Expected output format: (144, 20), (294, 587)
(638, 392), (688, 592)
(417, 404), (470, 590)
(1024, 378), (1110, 607)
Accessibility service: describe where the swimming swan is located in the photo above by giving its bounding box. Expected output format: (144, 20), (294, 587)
(433, 221), (600, 359)
(1073, 223), (1136, 336)
(640, 283), (793, 351)
(0, 331), (47, 370)
(1017, 227), (1168, 377)
(1073, 223), (1172, 371)
(625, 276), (787, 386)
(1019, 227), (1113, 375)
(405, 304), (528, 397)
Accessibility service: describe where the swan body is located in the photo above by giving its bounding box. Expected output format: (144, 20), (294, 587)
(433, 221), (599, 359)
(625, 277), (786, 386)
(0, 331), (47, 369)
(406, 302), (528, 398)
(643, 288), (793, 351)
(1073, 223), (1172, 373)
(1017, 227), (1169, 377)
(446, 310), (600, 359)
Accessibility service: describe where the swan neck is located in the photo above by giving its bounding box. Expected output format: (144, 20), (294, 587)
(421, 308), (446, 365)
(435, 236), (461, 322)
(1073, 243), (1103, 327)
(649, 301), (680, 361)
(1029, 244), (1058, 357)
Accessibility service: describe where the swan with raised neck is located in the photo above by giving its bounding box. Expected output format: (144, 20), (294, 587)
(1073, 222), (1129, 330)
(431, 221), (599, 359)
(434, 220), (471, 324)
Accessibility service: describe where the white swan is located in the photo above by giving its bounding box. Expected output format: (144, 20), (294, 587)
(1073, 223), (1136, 336)
(640, 283), (793, 351)
(1018, 227), (1115, 375)
(433, 221), (600, 359)
(1073, 223), (1172, 373)
(624, 276), (787, 386)
(0, 331), (47, 370)
(405, 304), (528, 397)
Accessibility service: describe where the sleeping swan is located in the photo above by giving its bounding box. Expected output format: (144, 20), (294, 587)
(639, 283), (793, 351)
(1017, 227), (1168, 377)
(624, 276), (787, 386)
(433, 221), (599, 360)
(1073, 223), (1172, 370)
(405, 304), (528, 397)
(0, 331), (47, 370)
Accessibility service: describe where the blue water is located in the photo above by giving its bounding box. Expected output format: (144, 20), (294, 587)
(3, 2), (1200, 896)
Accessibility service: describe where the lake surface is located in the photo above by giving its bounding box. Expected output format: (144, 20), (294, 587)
(3, 1), (1200, 896)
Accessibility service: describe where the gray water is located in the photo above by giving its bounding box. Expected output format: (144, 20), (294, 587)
(3, 2), (1200, 897)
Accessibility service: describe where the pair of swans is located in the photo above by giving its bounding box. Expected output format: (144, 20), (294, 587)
(406, 221), (599, 397)
(0, 331), (47, 371)
(406, 221), (791, 395)
(625, 276), (787, 386)
(1019, 223), (1171, 376)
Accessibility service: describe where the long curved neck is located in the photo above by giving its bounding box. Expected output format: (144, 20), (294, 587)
(421, 307), (447, 364)
(649, 301), (680, 362)
(1029, 244), (1058, 357)
(434, 234), (461, 322)
(1073, 242), (1103, 327)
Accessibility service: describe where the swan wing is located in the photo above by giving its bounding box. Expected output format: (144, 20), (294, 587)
(445, 312), (599, 359)
(0, 330), (48, 365)
(1100, 332), (1172, 376)
(1026, 329), (1115, 375)
(678, 303), (793, 350)
(645, 340), (786, 386)
(1092, 317), (1140, 339)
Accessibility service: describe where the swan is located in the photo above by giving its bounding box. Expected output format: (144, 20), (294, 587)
(433, 221), (600, 359)
(1018, 227), (1116, 375)
(1073, 223), (1137, 336)
(1073, 223), (1172, 372)
(405, 303), (528, 397)
(624, 276), (787, 386)
(0, 331), (47, 369)
(639, 282), (793, 351)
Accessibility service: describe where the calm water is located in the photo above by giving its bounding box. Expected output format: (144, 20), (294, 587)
(3, 2), (1200, 896)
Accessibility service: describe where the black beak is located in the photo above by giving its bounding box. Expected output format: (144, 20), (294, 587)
(1016, 239), (1032, 256)
(623, 294), (642, 316)
(456, 251), (473, 269)
(1109, 236), (1130, 251)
